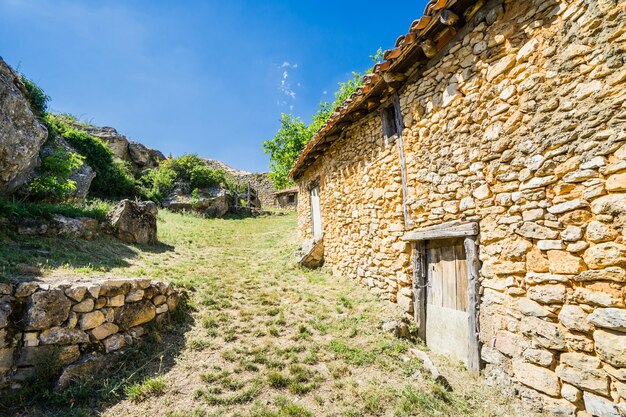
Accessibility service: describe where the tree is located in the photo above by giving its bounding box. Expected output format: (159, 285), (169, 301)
(263, 114), (313, 190)
(263, 49), (383, 189)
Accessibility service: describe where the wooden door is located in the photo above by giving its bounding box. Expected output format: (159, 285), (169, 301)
(425, 238), (470, 364)
(310, 187), (323, 240)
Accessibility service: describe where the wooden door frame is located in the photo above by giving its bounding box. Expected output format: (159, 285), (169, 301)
(403, 220), (481, 372)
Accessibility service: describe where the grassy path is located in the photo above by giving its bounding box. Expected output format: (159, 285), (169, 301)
(6, 212), (539, 416)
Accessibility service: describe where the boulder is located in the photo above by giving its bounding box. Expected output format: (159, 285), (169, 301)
(163, 185), (232, 218)
(114, 300), (156, 330)
(128, 142), (165, 170)
(0, 57), (48, 194)
(106, 199), (158, 244)
(23, 290), (71, 330)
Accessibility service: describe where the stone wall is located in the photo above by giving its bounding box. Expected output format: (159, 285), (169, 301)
(0, 277), (180, 390)
(296, 0), (626, 414)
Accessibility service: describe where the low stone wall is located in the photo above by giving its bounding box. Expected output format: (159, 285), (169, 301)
(0, 277), (180, 390)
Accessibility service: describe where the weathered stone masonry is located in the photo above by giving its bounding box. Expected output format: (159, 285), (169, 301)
(294, 0), (626, 415)
(0, 278), (181, 390)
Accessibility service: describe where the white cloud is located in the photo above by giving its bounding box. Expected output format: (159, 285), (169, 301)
(278, 62), (298, 101)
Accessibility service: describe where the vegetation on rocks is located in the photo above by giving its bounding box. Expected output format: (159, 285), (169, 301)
(138, 154), (231, 202)
(46, 115), (138, 199)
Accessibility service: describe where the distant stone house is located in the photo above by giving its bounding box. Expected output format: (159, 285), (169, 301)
(273, 187), (298, 210)
(290, 0), (626, 415)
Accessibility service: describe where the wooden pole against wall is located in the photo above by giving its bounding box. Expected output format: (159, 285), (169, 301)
(464, 236), (481, 373)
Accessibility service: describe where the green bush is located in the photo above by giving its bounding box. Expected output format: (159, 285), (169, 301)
(19, 75), (49, 117)
(47, 115), (138, 199)
(139, 154), (227, 203)
(0, 198), (112, 221)
(28, 145), (84, 200)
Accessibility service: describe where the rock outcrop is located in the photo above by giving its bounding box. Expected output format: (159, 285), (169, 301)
(65, 121), (165, 176)
(163, 185), (232, 218)
(106, 200), (158, 245)
(0, 57), (48, 194)
(205, 159), (276, 208)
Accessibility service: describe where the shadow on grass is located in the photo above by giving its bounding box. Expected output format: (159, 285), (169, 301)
(0, 229), (175, 282)
(0, 299), (195, 417)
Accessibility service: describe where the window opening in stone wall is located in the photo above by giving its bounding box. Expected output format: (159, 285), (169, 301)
(382, 104), (400, 140)
(287, 194), (296, 204)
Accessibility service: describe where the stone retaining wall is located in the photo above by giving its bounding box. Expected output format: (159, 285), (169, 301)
(0, 277), (180, 390)
(296, 0), (626, 414)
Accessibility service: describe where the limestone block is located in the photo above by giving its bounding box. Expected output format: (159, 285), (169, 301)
(525, 272), (571, 284)
(538, 240), (564, 251)
(24, 290), (72, 331)
(556, 352), (609, 396)
(548, 199), (589, 214)
(520, 316), (567, 351)
(573, 287), (623, 308)
(583, 243), (626, 269)
(108, 294), (125, 307)
(526, 247), (550, 273)
(588, 308), (626, 331)
(606, 173), (626, 192)
(103, 334), (126, 353)
(575, 267), (626, 283)
(547, 250), (586, 274)
(586, 221), (618, 243)
(516, 222), (559, 240)
(15, 282), (38, 298)
(65, 287), (87, 303)
(518, 298), (551, 318)
(91, 323), (119, 340)
(558, 305), (592, 333)
(114, 300), (156, 331)
(561, 226), (583, 242)
(125, 289), (144, 303)
(527, 284), (566, 304)
(39, 327), (89, 346)
(583, 392), (626, 417)
(560, 383), (581, 404)
(522, 348), (553, 367)
(516, 38), (539, 62)
(520, 176), (557, 190)
(72, 298), (94, 313)
(487, 55), (517, 82)
(79, 311), (106, 331)
(593, 329), (626, 367)
(512, 360), (560, 396)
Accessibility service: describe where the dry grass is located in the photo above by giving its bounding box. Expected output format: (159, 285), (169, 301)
(5, 211), (541, 416)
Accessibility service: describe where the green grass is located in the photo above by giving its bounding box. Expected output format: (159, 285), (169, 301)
(125, 376), (167, 402)
(0, 198), (112, 221)
(3, 210), (536, 417)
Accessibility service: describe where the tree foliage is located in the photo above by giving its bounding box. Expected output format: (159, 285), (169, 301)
(28, 145), (84, 200)
(263, 49), (383, 189)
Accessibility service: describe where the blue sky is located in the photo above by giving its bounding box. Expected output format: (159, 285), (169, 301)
(0, 0), (425, 172)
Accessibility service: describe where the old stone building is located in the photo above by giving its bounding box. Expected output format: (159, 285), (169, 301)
(290, 0), (626, 415)
(274, 187), (299, 210)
